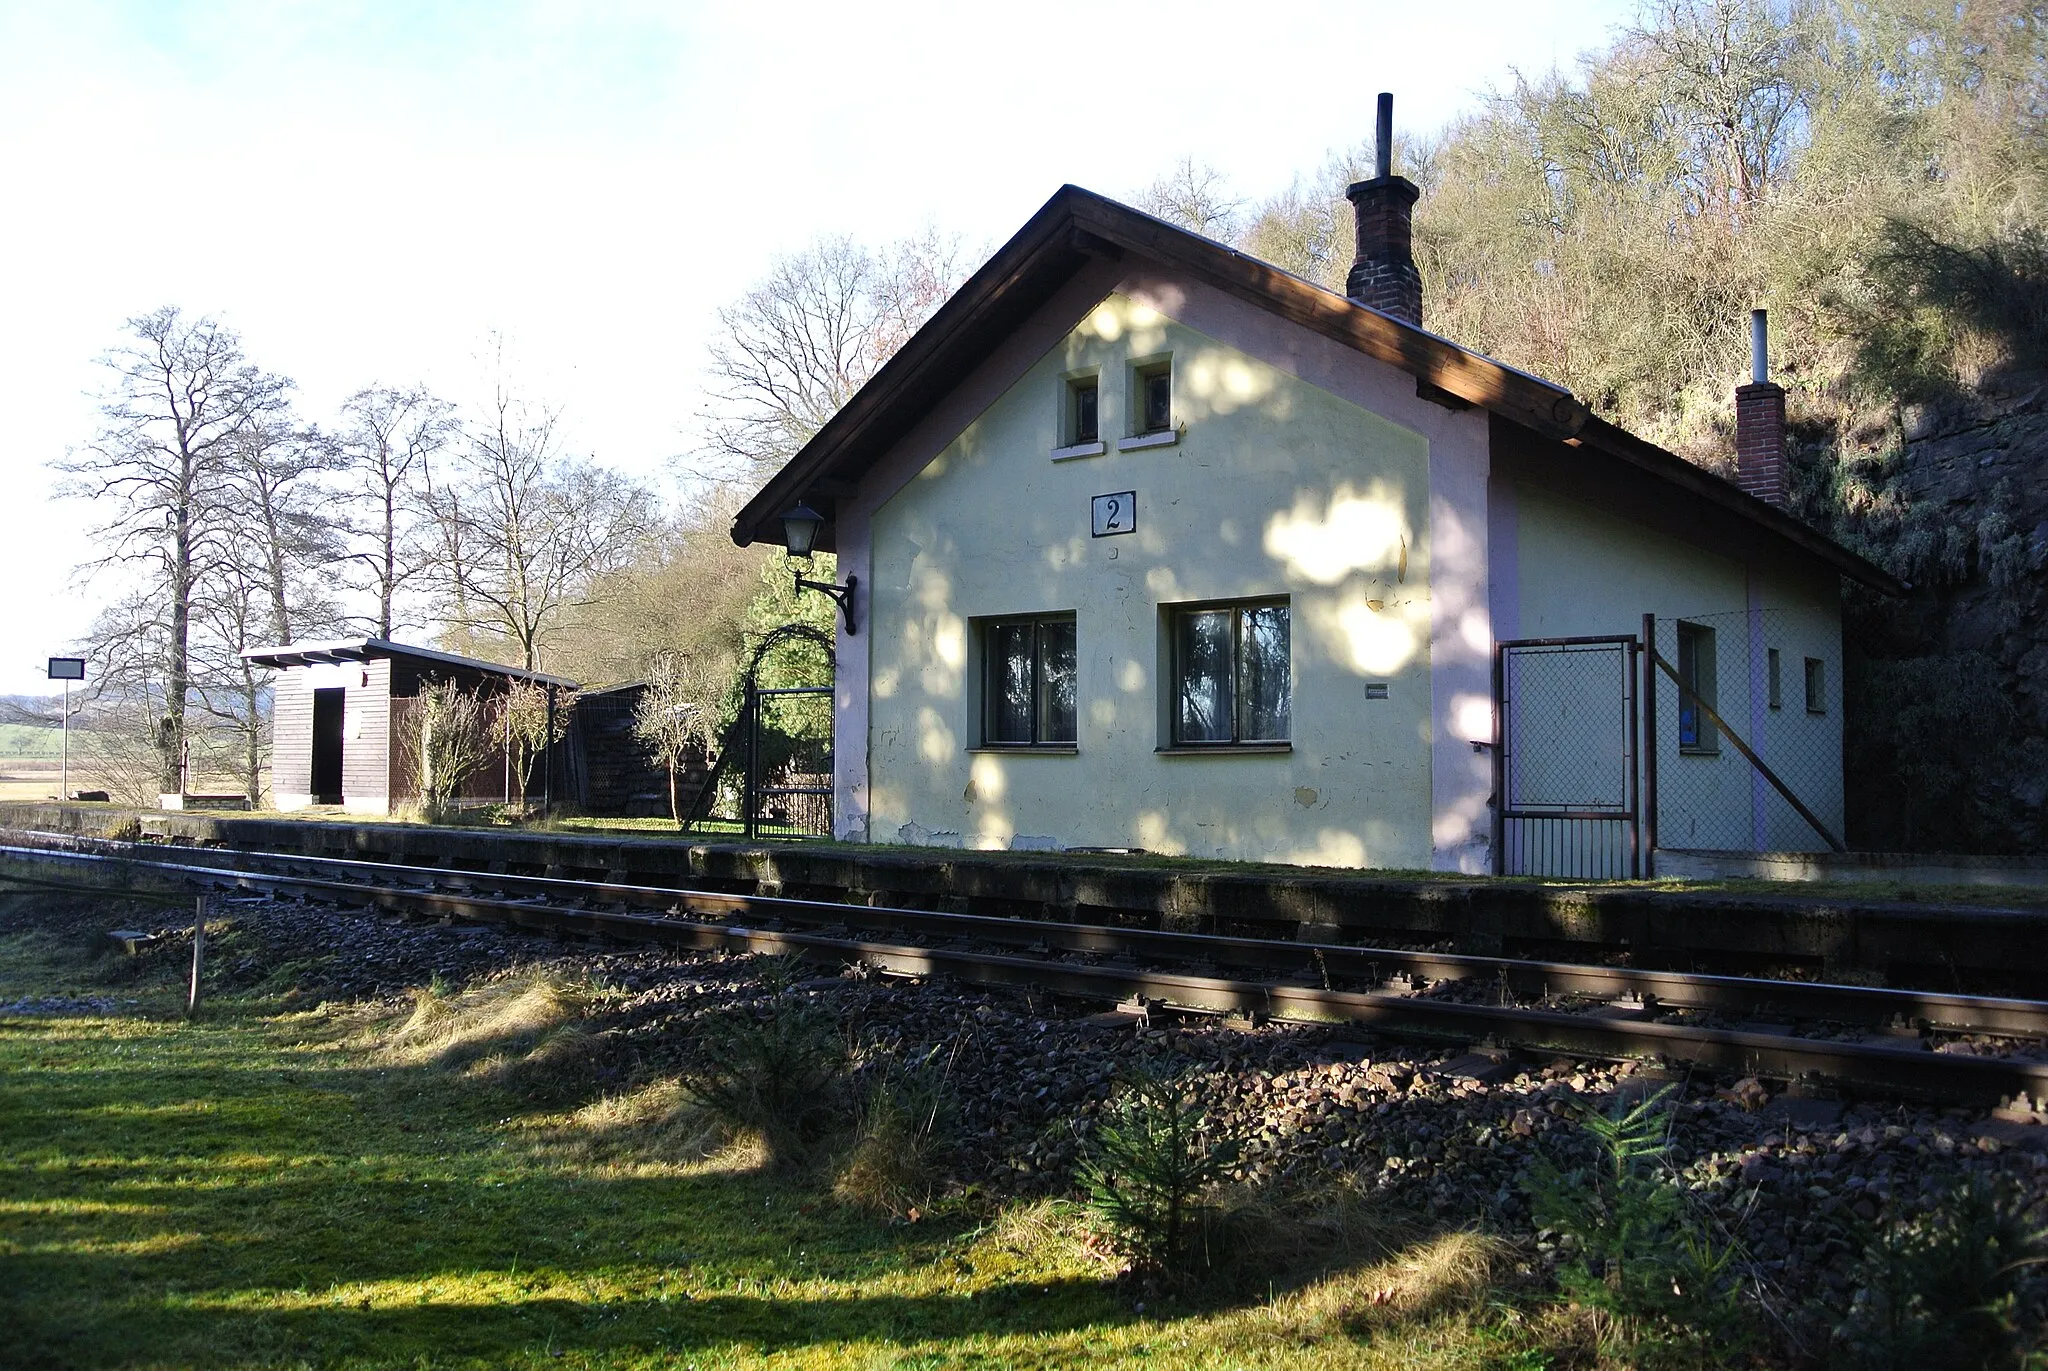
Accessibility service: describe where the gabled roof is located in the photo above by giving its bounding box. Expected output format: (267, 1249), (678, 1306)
(731, 185), (1904, 594)
(239, 637), (579, 689)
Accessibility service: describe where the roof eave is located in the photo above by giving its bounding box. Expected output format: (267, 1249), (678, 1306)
(1572, 417), (1907, 595)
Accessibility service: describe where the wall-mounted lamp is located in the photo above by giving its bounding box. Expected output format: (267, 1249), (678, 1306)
(781, 503), (858, 634)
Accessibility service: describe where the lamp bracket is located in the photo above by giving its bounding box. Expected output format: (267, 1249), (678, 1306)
(794, 569), (858, 635)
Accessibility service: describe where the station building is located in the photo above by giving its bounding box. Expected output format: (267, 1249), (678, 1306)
(732, 121), (1900, 876)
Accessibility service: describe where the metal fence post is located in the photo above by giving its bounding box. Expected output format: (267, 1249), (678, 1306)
(1641, 613), (1658, 876)
(187, 894), (206, 1016)
(1491, 641), (1506, 877)
(542, 683), (556, 814)
(744, 686), (760, 843)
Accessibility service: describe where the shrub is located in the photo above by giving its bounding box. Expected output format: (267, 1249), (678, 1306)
(1078, 1067), (1238, 1282)
(1829, 1174), (2048, 1371)
(680, 1007), (847, 1168)
(1523, 1087), (1747, 1360)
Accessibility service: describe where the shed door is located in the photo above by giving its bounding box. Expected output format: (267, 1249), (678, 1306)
(311, 687), (345, 804)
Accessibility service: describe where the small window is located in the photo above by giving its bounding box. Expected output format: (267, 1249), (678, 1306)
(1767, 647), (1782, 710)
(1068, 377), (1099, 445)
(1136, 360), (1172, 434)
(1676, 621), (1717, 754)
(1169, 599), (1290, 746)
(1804, 657), (1826, 714)
(981, 615), (1077, 747)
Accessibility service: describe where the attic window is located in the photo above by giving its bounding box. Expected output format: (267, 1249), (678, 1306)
(1053, 373), (1106, 460)
(1070, 377), (1099, 443)
(1137, 361), (1172, 434)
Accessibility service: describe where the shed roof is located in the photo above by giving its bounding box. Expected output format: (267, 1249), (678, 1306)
(239, 638), (579, 689)
(730, 184), (1904, 595)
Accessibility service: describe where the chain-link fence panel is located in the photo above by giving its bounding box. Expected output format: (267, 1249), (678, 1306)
(1498, 637), (1640, 879)
(1646, 606), (1844, 855)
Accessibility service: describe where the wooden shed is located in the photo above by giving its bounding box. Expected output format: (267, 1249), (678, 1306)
(241, 638), (577, 814)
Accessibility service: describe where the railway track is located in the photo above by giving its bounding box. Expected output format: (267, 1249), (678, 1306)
(5, 828), (2048, 1107)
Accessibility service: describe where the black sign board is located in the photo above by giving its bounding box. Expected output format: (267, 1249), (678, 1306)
(47, 657), (85, 681)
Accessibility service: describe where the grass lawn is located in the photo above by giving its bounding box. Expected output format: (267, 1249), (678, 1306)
(0, 724), (63, 760)
(0, 899), (1558, 1371)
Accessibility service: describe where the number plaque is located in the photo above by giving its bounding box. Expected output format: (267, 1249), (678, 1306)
(1091, 491), (1136, 538)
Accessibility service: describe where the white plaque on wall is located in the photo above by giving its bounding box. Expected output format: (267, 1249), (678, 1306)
(1091, 490), (1136, 538)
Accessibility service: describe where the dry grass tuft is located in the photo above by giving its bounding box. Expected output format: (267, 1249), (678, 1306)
(833, 1121), (930, 1216)
(1269, 1229), (1512, 1336)
(378, 968), (620, 1102)
(1204, 1172), (1397, 1288)
(979, 1199), (1124, 1276)
(533, 1077), (736, 1166)
(832, 1066), (949, 1216)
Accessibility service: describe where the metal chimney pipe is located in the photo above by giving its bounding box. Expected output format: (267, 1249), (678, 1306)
(1375, 92), (1393, 179)
(1751, 308), (1769, 385)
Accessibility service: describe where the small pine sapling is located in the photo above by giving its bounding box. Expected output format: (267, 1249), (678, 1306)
(1523, 1086), (1747, 1358)
(1079, 1067), (1239, 1282)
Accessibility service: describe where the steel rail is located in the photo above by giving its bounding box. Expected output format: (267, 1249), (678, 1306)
(6, 831), (2046, 1037)
(5, 840), (2048, 1104)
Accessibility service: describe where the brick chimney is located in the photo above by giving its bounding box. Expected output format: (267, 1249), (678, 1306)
(1345, 92), (1422, 326)
(1735, 308), (1789, 506)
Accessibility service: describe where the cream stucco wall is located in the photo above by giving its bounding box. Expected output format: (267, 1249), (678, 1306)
(856, 290), (1464, 866)
(1506, 481), (1844, 853)
(825, 265), (1846, 869)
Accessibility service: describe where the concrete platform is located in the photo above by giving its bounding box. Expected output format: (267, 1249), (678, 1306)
(6, 802), (2048, 991)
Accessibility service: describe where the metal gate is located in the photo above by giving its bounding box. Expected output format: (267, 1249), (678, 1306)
(745, 684), (833, 838)
(1495, 635), (1641, 878)
(680, 623), (835, 840)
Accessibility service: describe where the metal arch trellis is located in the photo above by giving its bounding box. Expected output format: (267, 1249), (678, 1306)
(679, 623), (836, 840)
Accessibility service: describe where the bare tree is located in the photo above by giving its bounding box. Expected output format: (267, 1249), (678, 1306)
(221, 416), (343, 644)
(1135, 156), (1245, 239)
(398, 679), (496, 820)
(56, 308), (292, 795)
(695, 231), (975, 483)
(189, 551), (273, 801)
(71, 592), (180, 805)
(502, 678), (575, 806)
(633, 650), (721, 826)
(1627, 0), (1811, 219)
(423, 384), (657, 671)
(337, 385), (457, 639)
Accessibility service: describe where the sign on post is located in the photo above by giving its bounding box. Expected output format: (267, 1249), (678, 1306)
(47, 657), (85, 802)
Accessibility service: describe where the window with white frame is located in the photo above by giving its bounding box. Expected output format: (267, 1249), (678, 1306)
(980, 614), (1077, 747)
(1168, 599), (1290, 746)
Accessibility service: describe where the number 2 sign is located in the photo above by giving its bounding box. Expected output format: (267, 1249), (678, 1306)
(1091, 490), (1136, 538)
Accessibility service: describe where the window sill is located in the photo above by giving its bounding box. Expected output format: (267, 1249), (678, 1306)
(1117, 430), (1178, 452)
(969, 745), (1078, 755)
(1050, 440), (1106, 462)
(1155, 743), (1291, 756)
(1678, 746), (1720, 758)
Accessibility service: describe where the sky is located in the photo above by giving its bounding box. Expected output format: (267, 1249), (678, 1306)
(0, 0), (1637, 698)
